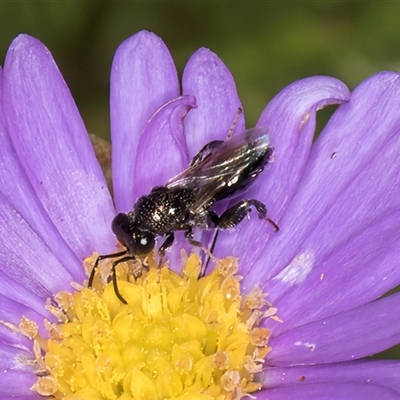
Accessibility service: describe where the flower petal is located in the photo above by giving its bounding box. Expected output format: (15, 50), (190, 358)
(0, 67), (83, 280)
(0, 294), (48, 347)
(0, 341), (34, 372)
(0, 370), (37, 397)
(0, 325), (31, 351)
(245, 72), (400, 290)
(214, 76), (350, 269)
(261, 360), (400, 393)
(264, 209), (400, 334)
(182, 48), (244, 158)
(134, 96), (196, 197)
(267, 291), (400, 365)
(3, 34), (115, 259)
(256, 383), (400, 400)
(0, 343), (37, 396)
(0, 191), (74, 299)
(0, 397), (42, 400)
(0, 270), (47, 317)
(256, 75), (350, 220)
(110, 31), (180, 211)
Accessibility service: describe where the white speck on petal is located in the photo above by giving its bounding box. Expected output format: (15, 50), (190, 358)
(274, 250), (315, 284)
(294, 341), (316, 351)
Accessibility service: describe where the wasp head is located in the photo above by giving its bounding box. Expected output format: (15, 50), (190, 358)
(112, 213), (155, 257)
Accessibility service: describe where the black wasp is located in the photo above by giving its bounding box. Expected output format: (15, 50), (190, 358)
(89, 123), (278, 304)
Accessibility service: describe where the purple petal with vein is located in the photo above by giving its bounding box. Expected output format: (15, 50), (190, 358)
(3, 35), (115, 259)
(256, 383), (400, 400)
(0, 67), (83, 280)
(0, 342), (34, 372)
(0, 371), (37, 396)
(214, 76), (350, 271)
(0, 191), (73, 299)
(260, 360), (400, 393)
(0, 397), (42, 400)
(183, 48), (244, 158)
(268, 291), (400, 365)
(0, 270), (48, 317)
(264, 209), (400, 335)
(111, 31), (180, 211)
(134, 96), (196, 197)
(244, 72), (400, 291)
(0, 294), (48, 347)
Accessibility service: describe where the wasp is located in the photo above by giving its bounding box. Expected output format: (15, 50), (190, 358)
(89, 123), (278, 304)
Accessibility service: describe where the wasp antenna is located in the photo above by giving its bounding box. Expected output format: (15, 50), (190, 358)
(88, 256), (100, 287)
(226, 107), (243, 140)
(266, 217), (279, 232)
(111, 255), (135, 304)
(88, 250), (128, 288)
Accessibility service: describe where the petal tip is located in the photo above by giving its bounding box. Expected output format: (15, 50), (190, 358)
(186, 47), (223, 69)
(7, 33), (42, 53)
(116, 30), (165, 56)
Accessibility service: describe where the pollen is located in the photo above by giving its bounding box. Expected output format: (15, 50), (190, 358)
(26, 253), (275, 399)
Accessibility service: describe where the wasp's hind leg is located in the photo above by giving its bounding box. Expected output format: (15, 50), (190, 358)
(217, 199), (279, 231)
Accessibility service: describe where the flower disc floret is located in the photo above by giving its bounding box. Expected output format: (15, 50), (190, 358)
(30, 254), (273, 399)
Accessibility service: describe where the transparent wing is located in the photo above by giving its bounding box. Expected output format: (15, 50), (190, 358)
(166, 127), (272, 213)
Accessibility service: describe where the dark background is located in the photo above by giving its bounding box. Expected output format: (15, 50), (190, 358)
(1, 2), (399, 138)
(1, 1), (399, 359)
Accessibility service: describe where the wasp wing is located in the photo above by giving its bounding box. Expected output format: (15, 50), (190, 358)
(166, 127), (272, 213)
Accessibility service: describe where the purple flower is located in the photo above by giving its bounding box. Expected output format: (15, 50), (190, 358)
(0, 30), (400, 399)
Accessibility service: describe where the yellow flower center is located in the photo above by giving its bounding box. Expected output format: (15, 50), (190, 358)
(20, 253), (277, 399)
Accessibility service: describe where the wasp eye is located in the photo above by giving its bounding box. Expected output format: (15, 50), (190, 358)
(111, 213), (132, 247)
(131, 231), (155, 256)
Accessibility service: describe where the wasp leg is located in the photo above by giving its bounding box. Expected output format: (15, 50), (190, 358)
(158, 232), (175, 257)
(111, 256), (136, 304)
(185, 228), (215, 260)
(158, 232), (175, 267)
(88, 250), (128, 287)
(202, 229), (220, 277)
(217, 199), (279, 231)
(208, 210), (219, 227)
(198, 210), (220, 276)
